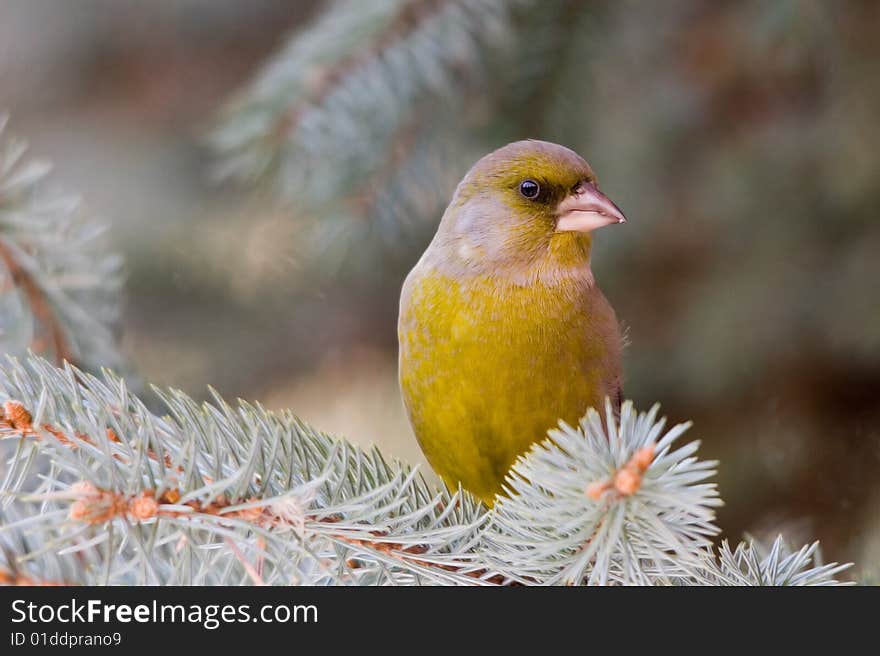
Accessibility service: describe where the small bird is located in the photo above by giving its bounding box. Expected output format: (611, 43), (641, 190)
(398, 140), (626, 505)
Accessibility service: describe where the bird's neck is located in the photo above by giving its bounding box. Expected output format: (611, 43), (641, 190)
(428, 230), (595, 287)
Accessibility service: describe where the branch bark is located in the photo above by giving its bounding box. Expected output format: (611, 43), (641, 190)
(0, 238), (72, 364)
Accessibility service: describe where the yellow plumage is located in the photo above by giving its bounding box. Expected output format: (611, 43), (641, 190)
(398, 140), (625, 505)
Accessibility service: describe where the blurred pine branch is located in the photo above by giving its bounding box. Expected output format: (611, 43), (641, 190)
(0, 116), (125, 373)
(210, 0), (541, 257)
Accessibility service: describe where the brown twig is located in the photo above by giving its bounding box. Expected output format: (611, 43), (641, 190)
(349, 117), (421, 217)
(1, 400), (174, 470)
(63, 481), (503, 581)
(270, 0), (450, 145)
(2, 398), (507, 585)
(0, 567), (66, 587)
(338, 531), (506, 584)
(0, 238), (73, 364)
(586, 445), (656, 500)
(224, 538), (267, 586)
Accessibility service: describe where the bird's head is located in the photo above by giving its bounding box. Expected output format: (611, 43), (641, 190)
(435, 140), (626, 276)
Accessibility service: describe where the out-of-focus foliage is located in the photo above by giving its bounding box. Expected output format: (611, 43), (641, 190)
(0, 117), (124, 372)
(211, 0), (517, 269)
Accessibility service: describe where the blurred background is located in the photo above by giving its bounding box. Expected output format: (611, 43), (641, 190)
(1, 0), (877, 576)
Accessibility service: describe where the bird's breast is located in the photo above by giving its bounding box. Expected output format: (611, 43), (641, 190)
(398, 264), (621, 501)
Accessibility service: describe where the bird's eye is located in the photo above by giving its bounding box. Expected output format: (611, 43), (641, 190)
(519, 179), (540, 200)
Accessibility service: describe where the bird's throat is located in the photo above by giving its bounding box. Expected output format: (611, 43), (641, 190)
(497, 233), (595, 286)
(550, 231), (592, 266)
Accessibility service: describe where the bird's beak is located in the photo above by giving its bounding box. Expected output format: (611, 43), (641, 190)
(555, 182), (627, 233)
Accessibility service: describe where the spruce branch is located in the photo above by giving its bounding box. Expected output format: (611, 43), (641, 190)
(265, 0), (456, 152)
(212, 0), (510, 183)
(0, 116), (125, 373)
(0, 241), (72, 363)
(0, 355), (853, 586)
(209, 0), (616, 256)
(704, 538), (854, 586)
(485, 401), (723, 585)
(210, 0), (516, 254)
(0, 355), (491, 585)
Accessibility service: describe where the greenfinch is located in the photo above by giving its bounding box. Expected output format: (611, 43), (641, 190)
(398, 140), (626, 505)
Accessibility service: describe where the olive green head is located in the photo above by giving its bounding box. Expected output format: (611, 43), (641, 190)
(434, 140), (626, 274)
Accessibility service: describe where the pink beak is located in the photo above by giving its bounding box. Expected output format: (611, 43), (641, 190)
(555, 181), (627, 233)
